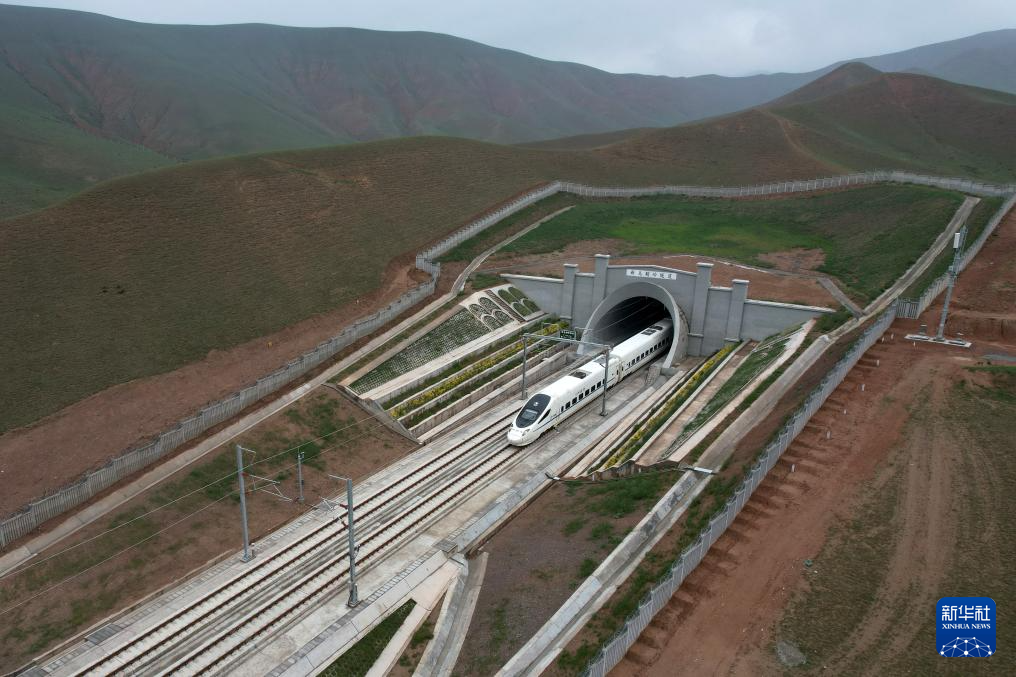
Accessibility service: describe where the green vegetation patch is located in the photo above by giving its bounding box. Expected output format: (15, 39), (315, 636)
(902, 196), (1005, 299)
(469, 272), (504, 290)
(321, 600), (415, 677)
(599, 344), (735, 470)
(676, 335), (792, 447)
(503, 186), (963, 302)
(350, 310), (491, 394)
(814, 307), (853, 333)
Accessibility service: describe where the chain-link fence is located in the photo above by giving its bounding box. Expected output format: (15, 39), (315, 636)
(581, 305), (899, 677)
(3, 171), (1013, 550)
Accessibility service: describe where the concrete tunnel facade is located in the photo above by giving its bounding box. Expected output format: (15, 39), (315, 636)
(503, 254), (833, 362)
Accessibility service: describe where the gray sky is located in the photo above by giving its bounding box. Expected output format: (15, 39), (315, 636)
(6, 0), (1016, 76)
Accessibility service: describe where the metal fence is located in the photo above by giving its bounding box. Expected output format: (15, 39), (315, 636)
(3, 170), (1013, 550)
(556, 171), (1015, 199)
(896, 193), (1016, 318)
(582, 304), (899, 677)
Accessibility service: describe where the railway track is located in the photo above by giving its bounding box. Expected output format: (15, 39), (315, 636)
(76, 413), (518, 676)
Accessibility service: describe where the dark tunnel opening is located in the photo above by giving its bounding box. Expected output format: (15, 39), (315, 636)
(582, 296), (670, 348)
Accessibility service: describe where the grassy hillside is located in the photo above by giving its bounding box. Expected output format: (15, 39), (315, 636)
(499, 186), (964, 301)
(857, 28), (1016, 96)
(0, 132), (852, 433)
(773, 73), (1016, 181)
(0, 4), (818, 217)
(602, 68), (1016, 184)
(769, 62), (884, 107)
(2, 6), (1014, 218)
(0, 63), (172, 218)
(2, 67), (1014, 432)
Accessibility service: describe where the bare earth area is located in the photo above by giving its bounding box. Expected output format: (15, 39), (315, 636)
(610, 331), (972, 676)
(0, 255), (429, 517)
(609, 207), (1016, 676)
(483, 243), (837, 308)
(756, 247), (826, 273)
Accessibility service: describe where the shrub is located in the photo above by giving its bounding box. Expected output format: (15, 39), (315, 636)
(600, 344), (735, 469)
(391, 322), (566, 419)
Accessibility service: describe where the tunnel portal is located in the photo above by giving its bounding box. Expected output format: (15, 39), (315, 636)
(579, 281), (689, 367)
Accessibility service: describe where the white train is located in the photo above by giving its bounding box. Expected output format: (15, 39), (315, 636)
(507, 318), (673, 446)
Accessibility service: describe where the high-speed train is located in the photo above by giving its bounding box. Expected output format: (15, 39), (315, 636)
(507, 318), (673, 446)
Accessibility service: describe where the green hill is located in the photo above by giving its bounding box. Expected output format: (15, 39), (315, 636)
(855, 28), (1016, 96)
(2, 67), (1015, 432)
(0, 4), (816, 217)
(2, 5), (1014, 218)
(770, 71), (1016, 180)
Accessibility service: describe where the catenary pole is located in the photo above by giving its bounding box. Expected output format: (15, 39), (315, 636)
(235, 445), (253, 562)
(345, 478), (358, 607)
(936, 228), (967, 340)
(328, 474), (359, 607)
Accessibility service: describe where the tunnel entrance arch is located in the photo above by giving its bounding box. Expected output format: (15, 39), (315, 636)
(580, 281), (688, 367)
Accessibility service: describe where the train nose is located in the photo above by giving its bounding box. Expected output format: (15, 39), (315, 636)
(507, 428), (525, 445)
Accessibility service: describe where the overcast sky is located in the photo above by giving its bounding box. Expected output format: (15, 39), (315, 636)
(6, 0), (1016, 76)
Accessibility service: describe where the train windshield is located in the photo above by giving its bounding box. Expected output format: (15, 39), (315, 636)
(515, 394), (551, 428)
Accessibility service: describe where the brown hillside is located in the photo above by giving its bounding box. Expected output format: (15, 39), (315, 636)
(518, 127), (655, 151)
(768, 62), (883, 106)
(0, 135), (843, 434)
(3, 68), (1016, 435)
(773, 73), (1016, 177)
(596, 108), (836, 181)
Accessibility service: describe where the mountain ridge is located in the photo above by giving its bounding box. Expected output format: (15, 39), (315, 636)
(2, 66), (1015, 432)
(1, 4), (1015, 217)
